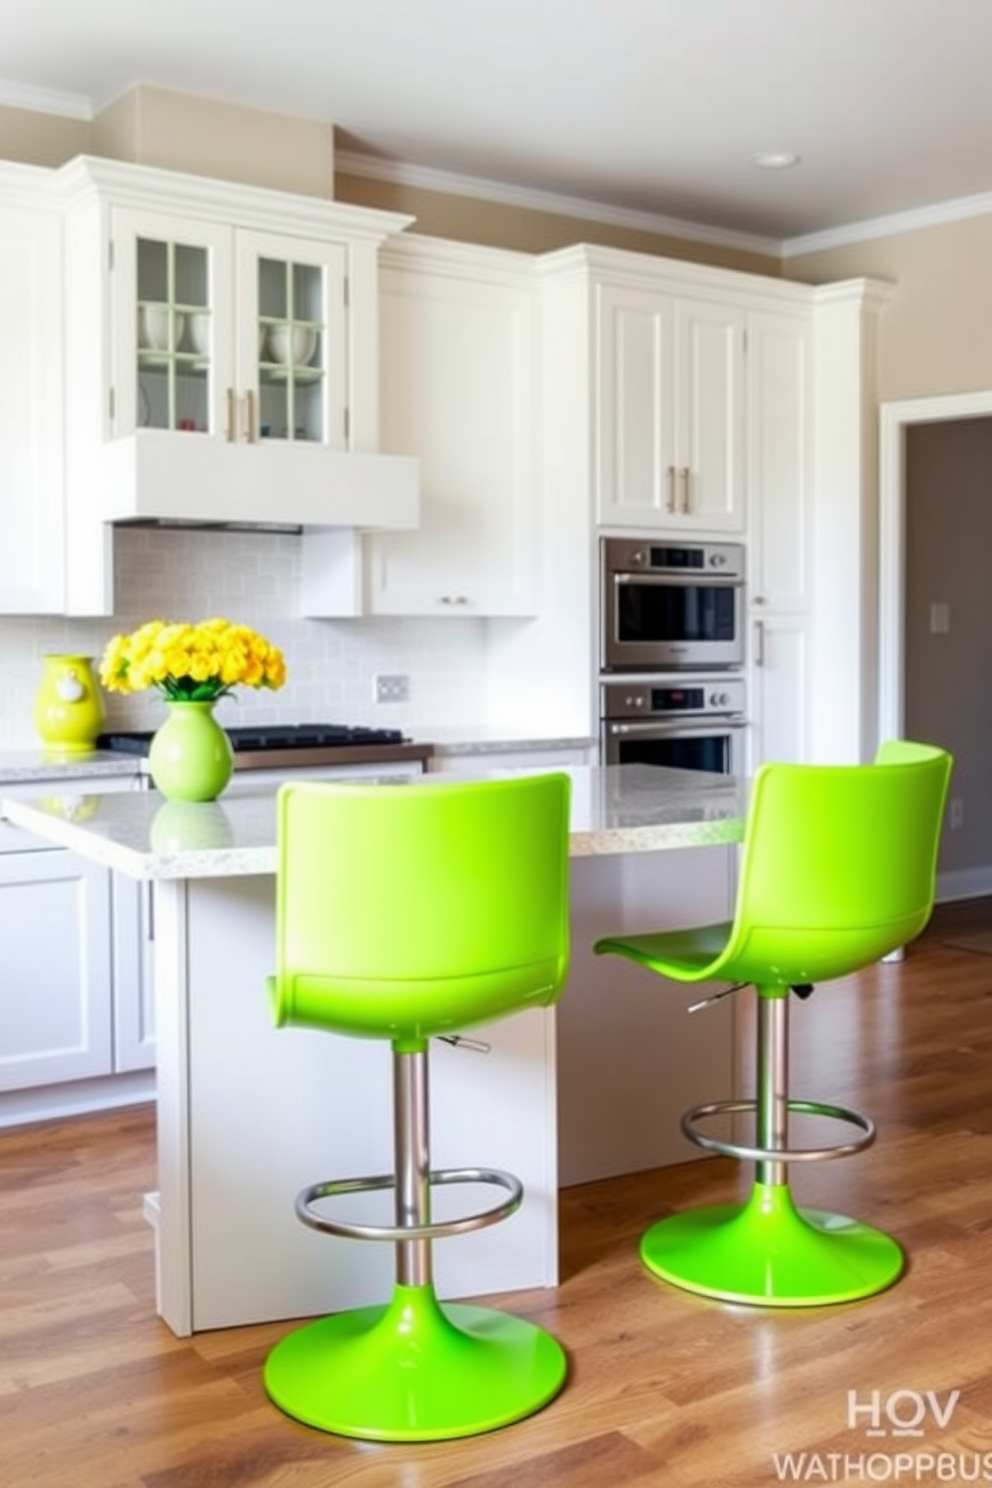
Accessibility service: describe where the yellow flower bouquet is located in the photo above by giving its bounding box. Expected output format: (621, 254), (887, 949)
(99, 618), (287, 702)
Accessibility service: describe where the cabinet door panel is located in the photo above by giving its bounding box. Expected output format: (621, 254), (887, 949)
(0, 851), (112, 1091)
(747, 615), (809, 769)
(0, 201), (64, 613)
(111, 874), (155, 1073)
(596, 283), (676, 524)
(596, 284), (743, 531)
(110, 208), (234, 439)
(370, 262), (537, 615)
(747, 311), (812, 610)
(679, 300), (745, 530)
(235, 230), (348, 451)
(746, 310), (813, 768)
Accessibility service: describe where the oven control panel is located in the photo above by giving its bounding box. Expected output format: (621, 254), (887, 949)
(601, 677), (746, 719)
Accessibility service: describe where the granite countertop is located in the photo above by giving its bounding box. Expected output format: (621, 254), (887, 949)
(0, 732), (595, 783)
(0, 748), (143, 784)
(1, 764), (747, 881)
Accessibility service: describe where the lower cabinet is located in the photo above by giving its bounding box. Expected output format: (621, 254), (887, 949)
(746, 612), (811, 770)
(0, 846), (114, 1090)
(0, 772), (152, 1122)
(429, 745), (595, 777)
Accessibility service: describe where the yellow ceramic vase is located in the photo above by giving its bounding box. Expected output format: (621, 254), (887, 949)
(33, 654), (107, 753)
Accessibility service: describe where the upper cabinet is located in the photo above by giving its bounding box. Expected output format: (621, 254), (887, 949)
(595, 280), (746, 533)
(302, 236), (539, 618)
(56, 157), (418, 613)
(0, 166), (65, 615)
(114, 213), (348, 453)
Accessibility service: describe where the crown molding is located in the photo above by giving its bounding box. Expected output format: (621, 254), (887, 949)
(0, 77), (92, 120)
(783, 189), (992, 257)
(336, 148), (782, 260)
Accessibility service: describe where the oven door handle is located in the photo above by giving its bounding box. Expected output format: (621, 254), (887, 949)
(612, 572), (743, 588)
(606, 717), (747, 737)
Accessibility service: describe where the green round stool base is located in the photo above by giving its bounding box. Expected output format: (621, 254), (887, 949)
(640, 1182), (904, 1307)
(263, 1282), (567, 1441)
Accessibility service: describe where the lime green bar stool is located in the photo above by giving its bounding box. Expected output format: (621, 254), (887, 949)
(594, 740), (952, 1307)
(263, 772), (571, 1441)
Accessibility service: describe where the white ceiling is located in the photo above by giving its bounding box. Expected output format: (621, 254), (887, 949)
(2, 0), (991, 251)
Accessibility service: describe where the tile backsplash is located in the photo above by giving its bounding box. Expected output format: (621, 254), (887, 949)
(0, 528), (487, 749)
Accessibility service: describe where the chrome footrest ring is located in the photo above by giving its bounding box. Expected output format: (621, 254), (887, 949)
(681, 1097), (876, 1164)
(295, 1164), (523, 1242)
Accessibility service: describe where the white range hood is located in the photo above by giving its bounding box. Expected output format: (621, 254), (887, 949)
(97, 431), (419, 532)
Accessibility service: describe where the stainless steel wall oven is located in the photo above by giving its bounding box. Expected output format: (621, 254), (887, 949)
(600, 676), (747, 775)
(600, 536), (745, 672)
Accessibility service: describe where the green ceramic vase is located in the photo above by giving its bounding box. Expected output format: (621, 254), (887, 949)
(148, 701), (234, 803)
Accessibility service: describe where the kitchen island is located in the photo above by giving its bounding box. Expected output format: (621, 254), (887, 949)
(2, 765), (746, 1336)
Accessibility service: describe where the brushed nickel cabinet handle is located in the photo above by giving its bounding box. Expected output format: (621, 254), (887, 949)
(754, 618), (766, 667)
(245, 389), (257, 443)
(666, 465), (676, 513)
(679, 467), (691, 513)
(225, 387), (237, 442)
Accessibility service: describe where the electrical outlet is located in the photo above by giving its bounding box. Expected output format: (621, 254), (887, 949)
(949, 797), (964, 831)
(373, 673), (409, 704)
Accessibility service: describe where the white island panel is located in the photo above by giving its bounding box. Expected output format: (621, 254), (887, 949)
(2, 765), (745, 1336)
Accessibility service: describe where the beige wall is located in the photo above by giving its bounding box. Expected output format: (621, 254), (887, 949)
(0, 88), (335, 198)
(92, 86), (336, 199)
(0, 103), (90, 166)
(334, 169), (781, 274)
(788, 215), (992, 402)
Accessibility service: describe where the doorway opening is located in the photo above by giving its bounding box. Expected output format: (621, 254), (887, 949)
(879, 389), (992, 902)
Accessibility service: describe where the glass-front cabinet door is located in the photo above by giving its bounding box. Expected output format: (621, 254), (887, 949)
(112, 211), (348, 450)
(236, 230), (348, 450)
(135, 235), (213, 434)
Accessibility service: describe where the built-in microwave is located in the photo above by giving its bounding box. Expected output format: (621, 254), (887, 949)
(600, 537), (745, 672)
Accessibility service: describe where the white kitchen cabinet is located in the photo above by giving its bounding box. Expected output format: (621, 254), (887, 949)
(745, 309), (814, 768)
(0, 774), (147, 1099)
(595, 280), (746, 533)
(0, 166), (65, 615)
(58, 156), (417, 613)
(108, 209), (349, 453)
(111, 873), (156, 1074)
(0, 846), (112, 1091)
(307, 237), (539, 618)
(430, 744), (595, 777)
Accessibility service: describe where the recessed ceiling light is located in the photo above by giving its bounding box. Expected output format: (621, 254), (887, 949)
(752, 150), (801, 170)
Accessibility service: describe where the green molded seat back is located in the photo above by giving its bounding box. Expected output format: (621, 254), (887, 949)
(270, 773), (571, 1043)
(713, 740), (953, 988)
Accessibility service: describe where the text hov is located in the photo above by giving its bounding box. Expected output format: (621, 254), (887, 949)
(848, 1390), (961, 1437)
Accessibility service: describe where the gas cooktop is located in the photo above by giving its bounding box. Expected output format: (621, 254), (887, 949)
(99, 723), (408, 756)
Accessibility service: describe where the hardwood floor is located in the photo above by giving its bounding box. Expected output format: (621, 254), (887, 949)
(3, 899), (992, 1487)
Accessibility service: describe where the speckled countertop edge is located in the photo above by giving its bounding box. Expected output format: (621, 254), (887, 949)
(1, 765), (747, 880)
(0, 750), (142, 784)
